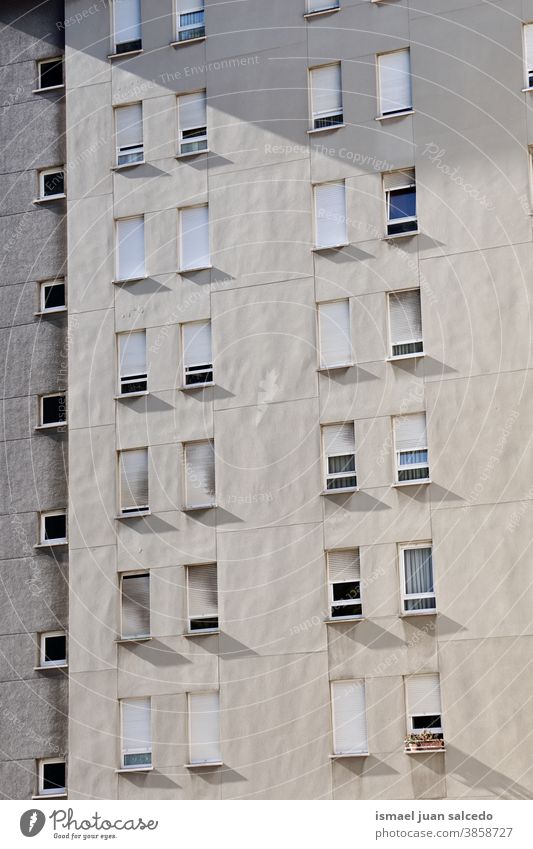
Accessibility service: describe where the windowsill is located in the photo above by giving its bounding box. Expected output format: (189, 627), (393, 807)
(33, 85), (65, 94)
(32, 793), (67, 800)
(182, 503), (217, 512)
(392, 479), (431, 488)
(324, 616), (364, 624)
(34, 541), (68, 549)
(35, 423), (67, 431)
(115, 766), (153, 774)
(304, 7), (340, 18)
(312, 242), (349, 252)
(34, 308), (67, 316)
(112, 275), (148, 285)
(115, 636), (152, 644)
(170, 37), (206, 48)
(307, 124), (346, 135)
(34, 664), (68, 670)
(115, 510), (151, 519)
(112, 161), (146, 171)
(522, 87), (533, 92)
(184, 629), (220, 637)
(33, 194), (66, 204)
(108, 49), (144, 60)
(321, 487), (359, 495)
(386, 353), (425, 362)
(400, 610), (436, 618)
(177, 264), (213, 273)
(375, 110), (414, 121)
(184, 762), (223, 769)
(114, 391), (149, 400)
(330, 753), (368, 759)
(383, 230), (420, 241)
(179, 382), (215, 391)
(317, 363), (354, 373)
(176, 149), (210, 160)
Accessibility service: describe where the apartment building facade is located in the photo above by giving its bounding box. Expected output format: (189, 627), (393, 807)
(3, 0), (533, 801)
(0, 1), (68, 800)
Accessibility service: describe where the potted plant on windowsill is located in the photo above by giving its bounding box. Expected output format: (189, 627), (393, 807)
(404, 732), (445, 753)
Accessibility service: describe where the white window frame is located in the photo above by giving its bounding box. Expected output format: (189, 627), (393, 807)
(38, 167), (65, 200)
(117, 330), (148, 396)
(36, 57), (64, 91)
(39, 392), (66, 427)
(399, 542), (436, 615)
(115, 215), (146, 282)
(176, 1), (206, 43)
(118, 447), (149, 516)
(387, 287), (424, 360)
(187, 691), (222, 766)
(322, 423), (357, 493)
(120, 697), (152, 769)
(39, 279), (66, 314)
(120, 571), (151, 639)
(179, 204), (210, 272)
(38, 758), (66, 796)
(377, 48), (412, 118)
(115, 102), (144, 167)
(393, 413), (430, 484)
(383, 171), (417, 236)
(330, 679), (368, 756)
(181, 320), (213, 387)
(177, 90), (208, 156)
(186, 563), (218, 633)
(313, 181), (347, 250)
(309, 63), (343, 130)
(40, 510), (67, 545)
(327, 549), (362, 620)
(40, 631), (67, 668)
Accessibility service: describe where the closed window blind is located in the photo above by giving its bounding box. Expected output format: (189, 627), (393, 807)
(406, 673), (441, 716)
(389, 289), (422, 353)
(119, 331), (146, 379)
(189, 692), (221, 764)
(311, 64), (342, 118)
(318, 300), (351, 367)
(331, 680), (368, 755)
(315, 182), (347, 248)
(525, 25), (533, 82)
(116, 103), (143, 164)
(122, 697), (151, 766)
(122, 573), (150, 638)
(180, 205), (210, 270)
(379, 49), (412, 115)
(183, 321), (212, 369)
(120, 448), (148, 513)
(185, 441), (215, 507)
(114, 0), (142, 46)
(117, 217), (145, 280)
(383, 168), (415, 192)
(179, 91), (206, 133)
(188, 564), (218, 618)
(323, 422), (355, 456)
(328, 549), (360, 583)
(394, 412), (427, 451)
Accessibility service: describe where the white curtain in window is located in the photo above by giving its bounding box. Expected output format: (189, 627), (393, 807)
(122, 574), (150, 637)
(119, 331), (146, 378)
(323, 422), (355, 456)
(181, 206), (210, 270)
(183, 321), (212, 368)
(116, 103), (143, 148)
(394, 412), (426, 452)
(179, 91), (206, 132)
(188, 564), (217, 618)
(122, 697), (151, 755)
(331, 680), (368, 754)
(406, 674), (441, 716)
(114, 0), (141, 43)
(319, 300), (351, 367)
(185, 441), (215, 507)
(389, 290), (422, 346)
(328, 549), (360, 583)
(311, 64), (342, 116)
(117, 217), (145, 280)
(315, 182), (346, 248)
(120, 448), (148, 511)
(189, 692), (221, 763)
(379, 49), (412, 115)
(403, 547), (433, 596)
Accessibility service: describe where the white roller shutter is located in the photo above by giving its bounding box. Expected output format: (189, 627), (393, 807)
(122, 574), (150, 638)
(119, 331), (146, 378)
(116, 103), (143, 149)
(383, 168), (415, 192)
(114, 0), (141, 44)
(188, 564), (217, 618)
(120, 448), (149, 512)
(394, 412), (427, 452)
(311, 64), (342, 117)
(179, 91), (206, 132)
(183, 321), (212, 368)
(525, 25), (533, 75)
(117, 217), (145, 280)
(328, 550), (360, 583)
(185, 441), (215, 507)
(379, 49), (412, 115)
(122, 697), (151, 759)
(189, 692), (221, 764)
(315, 182), (347, 248)
(331, 680), (368, 755)
(389, 290), (422, 346)
(406, 674), (441, 716)
(181, 206), (210, 270)
(323, 423), (355, 456)
(319, 300), (351, 367)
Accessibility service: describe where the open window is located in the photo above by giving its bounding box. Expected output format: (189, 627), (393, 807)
(328, 549), (362, 619)
(393, 412), (429, 484)
(310, 63), (343, 129)
(383, 169), (417, 236)
(38, 168), (65, 200)
(187, 563), (218, 632)
(400, 543), (435, 614)
(178, 91), (207, 155)
(118, 330), (147, 395)
(38, 759), (66, 796)
(388, 289), (423, 359)
(322, 423), (357, 492)
(37, 57), (63, 90)
(39, 393), (66, 427)
(39, 632), (67, 668)
(113, 0), (142, 54)
(188, 692), (221, 765)
(314, 181), (347, 249)
(318, 300), (351, 368)
(119, 448), (149, 515)
(116, 216), (145, 282)
(121, 697), (152, 768)
(182, 320), (213, 387)
(121, 573), (150, 639)
(115, 103), (144, 166)
(378, 49), (412, 117)
(39, 279), (66, 313)
(184, 440), (216, 509)
(331, 680), (368, 756)
(39, 511), (67, 545)
(176, 0), (205, 43)
(405, 673), (444, 751)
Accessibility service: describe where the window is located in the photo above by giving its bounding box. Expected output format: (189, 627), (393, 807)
(378, 49), (412, 117)
(322, 423), (357, 491)
(405, 674), (443, 745)
(115, 103), (143, 166)
(187, 564), (218, 632)
(121, 697), (152, 768)
(184, 440), (215, 508)
(39, 168), (65, 200)
(393, 412), (429, 483)
(328, 550), (362, 619)
(384, 169), (417, 236)
(176, 0), (205, 43)
(314, 181), (347, 249)
(39, 279), (66, 313)
(37, 57), (63, 90)
(38, 759), (66, 796)
(121, 573), (150, 639)
(331, 680), (368, 755)
(400, 544), (435, 614)
(388, 289), (423, 359)
(118, 330), (147, 395)
(113, 0), (142, 53)
(188, 692), (221, 765)
(179, 205), (210, 271)
(40, 632), (67, 667)
(116, 216), (145, 281)
(40, 511), (67, 545)
(310, 64), (343, 129)
(119, 448), (149, 515)
(525, 24), (533, 88)
(40, 393), (66, 427)
(306, 0), (340, 14)
(178, 91), (207, 155)
(182, 320), (213, 386)
(318, 300), (351, 368)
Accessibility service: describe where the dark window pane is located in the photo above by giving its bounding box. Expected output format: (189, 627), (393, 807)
(314, 112), (343, 130)
(328, 454), (355, 474)
(412, 714), (441, 731)
(44, 635), (66, 663)
(398, 466), (430, 482)
(121, 376), (148, 394)
(39, 59), (63, 88)
(332, 581), (360, 602)
(392, 341), (423, 357)
(43, 171), (64, 197)
(331, 603), (362, 618)
(399, 450), (428, 466)
(123, 752), (151, 767)
(389, 187), (416, 220)
(185, 365), (213, 386)
(404, 597), (436, 612)
(116, 38), (142, 53)
(44, 514), (66, 541)
(43, 283), (65, 310)
(190, 617), (218, 631)
(42, 761), (65, 792)
(326, 475), (357, 490)
(42, 395), (66, 424)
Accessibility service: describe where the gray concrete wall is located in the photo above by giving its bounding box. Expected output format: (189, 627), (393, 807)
(0, 0), (68, 800)
(65, 0), (533, 799)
